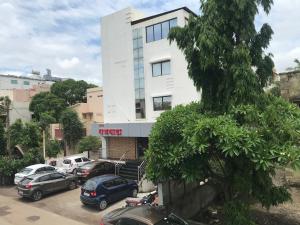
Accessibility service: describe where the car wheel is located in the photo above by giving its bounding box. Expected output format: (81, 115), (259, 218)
(69, 181), (77, 190)
(132, 189), (138, 198)
(32, 190), (42, 201)
(99, 199), (108, 210)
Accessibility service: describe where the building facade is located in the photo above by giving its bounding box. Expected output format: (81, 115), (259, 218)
(0, 74), (53, 90)
(93, 7), (200, 160)
(279, 70), (300, 106)
(0, 84), (51, 124)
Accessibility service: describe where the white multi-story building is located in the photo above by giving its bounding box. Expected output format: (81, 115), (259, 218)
(93, 7), (200, 160)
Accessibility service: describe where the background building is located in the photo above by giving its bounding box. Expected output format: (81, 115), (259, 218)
(93, 7), (200, 160)
(279, 70), (300, 106)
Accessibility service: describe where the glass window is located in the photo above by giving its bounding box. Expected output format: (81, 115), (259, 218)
(23, 81), (30, 85)
(152, 63), (162, 77)
(153, 96), (172, 111)
(36, 167), (45, 173)
(154, 23), (162, 41)
(19, 168), (33, 175)
(51, 173), (64, 180)
(153, 97), (163, 111)
(135, 88), (140, 99)
(170, 18), (178, 29)
(137, 38), (143, 47)
(83, 180), (97, 190)
(75, 158), (82, 163)
(162, 61), (171, 75)
(116, 218), (147, 225)
(82, 157), (90, 162)
(133, 49), (139, 59)
(46, 167), (55, 171)
(146, 26), (154, 43)
(133, 29), (139, 39)
(20, 178), (33, 185)
(162, 96), (172, 110)
(11, 80), (18, 84)
(103, 180), (114, 188)
(162, 21), (170, 39)
(39, 175), (51, 182)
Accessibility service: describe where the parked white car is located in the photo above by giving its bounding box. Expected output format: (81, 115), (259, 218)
(14, 164), (65, 184)
(61, 156), (90, 174)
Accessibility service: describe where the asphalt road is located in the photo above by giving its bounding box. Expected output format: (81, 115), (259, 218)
(0, 185), (144, 225)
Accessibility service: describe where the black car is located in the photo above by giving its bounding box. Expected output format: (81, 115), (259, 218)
(17, 172), (77, 201)
(77, 161), (115, 183)
(102, 205), (196, 225)
(80, 175), (138, 210)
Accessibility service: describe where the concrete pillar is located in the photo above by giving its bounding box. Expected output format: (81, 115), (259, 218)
(101, 136), (108, 159)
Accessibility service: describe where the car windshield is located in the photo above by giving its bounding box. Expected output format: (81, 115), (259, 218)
(83, 180), (97, 190)
(80, 162), (94, 169)
(19, 168), (33, 175)
(63, 159), (71, 164)
(155, 213), (188, 225)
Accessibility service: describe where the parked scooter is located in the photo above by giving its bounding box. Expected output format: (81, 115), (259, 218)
(125, 190), (158, 207)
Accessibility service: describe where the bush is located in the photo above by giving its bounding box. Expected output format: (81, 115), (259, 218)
(46, 140), (62, 158)
(0, 148), (44, 177)
(77, 136), (101, 153)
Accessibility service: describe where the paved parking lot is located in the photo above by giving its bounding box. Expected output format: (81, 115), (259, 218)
(0, 185), (144, 225)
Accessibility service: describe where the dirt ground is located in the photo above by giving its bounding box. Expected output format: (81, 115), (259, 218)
(251, 187), (300, 225)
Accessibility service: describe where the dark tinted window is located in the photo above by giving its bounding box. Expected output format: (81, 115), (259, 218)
(153, 96), (172, 111)
(95, 163), (105, 170)
(51, 173), (64, 180)
(146, 26), (154, 42)
(82, 157), (90, 162)
(75, 158), (82, 163)
(19, 168), (33, 174)
(63, 159), (71, 164)
(116, 218), (147, 225)
(113, 178), (127, 186)
(36, 167), (45, 173)
(45, 167), (55, 171)
(103, 180), (114, 188)
(39, 175), (51, 182)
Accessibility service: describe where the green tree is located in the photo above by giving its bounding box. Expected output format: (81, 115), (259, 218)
(0, 121), (5, 155)
(287, 58), (300, 71)
(29, 92), (65, 121)
(77, 136), (101, 153)
(46, 140), (62, 158)
(60, 109), (84, 152)
(9, 119), (41, 150)
(50, 79), (97, 106)
(146, 1), (300, 224)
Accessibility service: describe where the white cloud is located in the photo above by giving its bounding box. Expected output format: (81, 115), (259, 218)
(0, 0), (299, 85)
(57, 57), (80, 69)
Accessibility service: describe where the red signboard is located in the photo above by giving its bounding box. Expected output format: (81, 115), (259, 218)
(99, 128), (122, 136)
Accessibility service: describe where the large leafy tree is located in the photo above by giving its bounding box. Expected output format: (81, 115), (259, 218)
(50, 79), (97, 106)
(29, 92), (65, 121)
(77, 136), (101, 153)
(146, 1), (300, 224)
(60, 109), (84, 152)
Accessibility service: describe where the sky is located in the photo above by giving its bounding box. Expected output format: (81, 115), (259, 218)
(0, 0), (299, 86)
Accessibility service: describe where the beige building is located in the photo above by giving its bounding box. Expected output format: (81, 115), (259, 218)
(0, 84), (51, 124)
(50, 87), (103, 140)
(279, 70), (300, 106)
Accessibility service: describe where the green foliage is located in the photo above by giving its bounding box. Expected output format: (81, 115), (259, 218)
(0, 148), (44, 177)
(39, 112), (56, 130)
(286, 58), (300, 71)
(50, 79), (97, 106)
(9, 119), (41, 150)
(60, 109), (84, 149)
(46, 140), (62, 158)
(0, 121), (5, 155)
(77, 136), (101, 153)
(29, 92), (65, 121)
(224, 201), (256, 225)
(169, 0), (274, 113)
(146, 1), (300, 224)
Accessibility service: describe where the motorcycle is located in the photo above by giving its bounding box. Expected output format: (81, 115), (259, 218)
(125, 190), (158, 207)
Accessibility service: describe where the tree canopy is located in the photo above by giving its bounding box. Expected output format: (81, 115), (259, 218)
(0, 121), (5, 155)
(29, 92), (65, 122)
(50, 79), (97, 106)
(146, 1), (300, 224)
(77, 136), (101, 153)
(60, 109), (84, 150)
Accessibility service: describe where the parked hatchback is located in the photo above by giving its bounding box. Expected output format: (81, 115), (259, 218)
(14, 164), (63, 184)
(77, 161), (115, 183)
(17, 172), (77, 201)
(80, 175), (138, 210)
(62, 156), (90, 174)
(102, 205), (194, 225)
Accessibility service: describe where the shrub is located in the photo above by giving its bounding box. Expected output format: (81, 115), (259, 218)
(77, 136), (101, 153)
